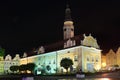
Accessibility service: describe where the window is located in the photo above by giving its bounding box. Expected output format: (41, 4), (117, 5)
(96, 59), (98, 62)
(74, 55), (78, 61)
(38, 57), (41, 60)
(87, 57), (89, 61)
(64, 28), (66, 31)
(96, 57), (99, 62)
(92, 57), (94, 62)
(53, 60), (55, 64)
(67, 51), (70, 53)
(71, 29), (74, 31)
(49, 61), (51, 64)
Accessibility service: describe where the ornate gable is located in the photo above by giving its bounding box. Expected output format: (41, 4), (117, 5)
(106, 49), (116, 56)
(81, 34), (100, 48)
(5, 54), (12, 61)
(116, 47), (120, 55)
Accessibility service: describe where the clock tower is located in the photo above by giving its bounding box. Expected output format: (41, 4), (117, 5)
(63, 4), (74, 40)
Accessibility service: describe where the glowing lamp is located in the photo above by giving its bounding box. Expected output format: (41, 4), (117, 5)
(102, 62), (106, 67)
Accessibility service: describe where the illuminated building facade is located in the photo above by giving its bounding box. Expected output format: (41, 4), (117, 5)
(0, 47), (5, 74)
(101, 54), (106, 69)
(19, 5), (101, 75)
(106, 49), (116, 67)
(103, 47), (120, 69)
(116, 47), (120, 66)
(4, 54), (20, 73)
(0, 5), (102, 75)
(19, 33), (101, 75)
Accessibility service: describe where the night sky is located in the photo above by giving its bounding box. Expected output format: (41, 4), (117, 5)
(0, 0), (120, 56)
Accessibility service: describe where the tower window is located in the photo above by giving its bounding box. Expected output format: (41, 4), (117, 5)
(71, 29), (74, 31)
(64, 28), (66, 31)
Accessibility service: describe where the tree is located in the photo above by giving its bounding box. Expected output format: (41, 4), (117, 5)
(0, 47), (5, 56)
(27, 63), (36, 74)
(60, 58), (73, 74)
(19, 64), (27, 73)
(10, 65), (19, 73)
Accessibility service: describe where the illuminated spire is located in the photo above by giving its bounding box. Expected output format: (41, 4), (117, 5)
(65, 4), (72, 21)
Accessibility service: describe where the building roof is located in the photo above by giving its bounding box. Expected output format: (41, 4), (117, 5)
(25, 34), (100, 57)
(26, 34), (83, 57)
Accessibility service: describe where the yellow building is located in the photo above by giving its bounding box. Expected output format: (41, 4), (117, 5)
(101, 54), (106, 69)
(19, 33), (101, 75)
(0, 47), (5, 74)
(116, 47), (120, 66)
(0, 57), (4, 74)
(19, 4), (101, 75)
(106, 49), (116, 67)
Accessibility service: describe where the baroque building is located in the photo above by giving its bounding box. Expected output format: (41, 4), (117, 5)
(101, 48), (120, 70)
(4, 54), (20, 73)
(116, 47), (120, 66)
(0, 4), (102, 75)
(19, 5), (101, 75)
(106, 49), (116, 67)
(0, 47), (5, 74)
(63, 5), (74, 40)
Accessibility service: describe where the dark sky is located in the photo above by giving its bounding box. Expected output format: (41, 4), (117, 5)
(0, 0), (120, 56)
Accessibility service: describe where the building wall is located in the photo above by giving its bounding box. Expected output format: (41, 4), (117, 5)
(0, 48), (5, 74)
(101, 54), (106, 69)
(106, 49), (116, 67)
(19, 45), (101, 75)
(57, 46), (81, 73)
(0, 60), (4, 74)
(116, 48), (120, 66)
(82, 46), (101, 72)
(20, 58), (27, 65)
(35, 52), (57, 75)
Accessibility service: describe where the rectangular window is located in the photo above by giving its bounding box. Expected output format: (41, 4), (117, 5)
(87, 56), (89, 61)
(74, 55), (78, 61)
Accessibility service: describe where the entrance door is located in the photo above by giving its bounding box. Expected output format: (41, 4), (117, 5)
(87, 63), (94, 72)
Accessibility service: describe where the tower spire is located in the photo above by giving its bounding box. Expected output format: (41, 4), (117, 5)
(63, 4), (74, 40)
(65, 4), (72, 21)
